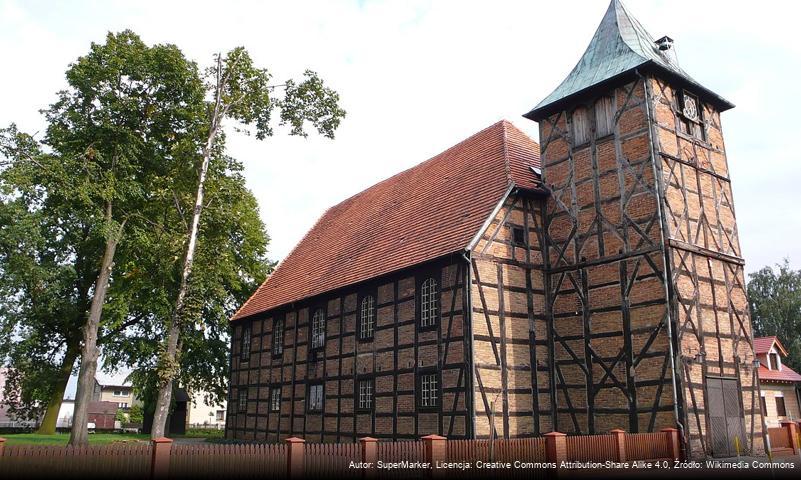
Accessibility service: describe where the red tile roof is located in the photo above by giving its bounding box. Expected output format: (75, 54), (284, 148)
(754, 336), (788, 356)
(233, 120), (541, 320)
(758, 365), (801, 383)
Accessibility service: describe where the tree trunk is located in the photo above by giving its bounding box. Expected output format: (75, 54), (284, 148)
(69, 205), (125, 447)
(151, 132), (216, 439)
(152, 61), (224, 439)
(35, 342), (80, 435)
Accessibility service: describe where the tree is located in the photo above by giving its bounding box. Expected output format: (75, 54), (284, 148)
(115, 408), (128, 422)
(1, 31), (206, 443)
(128, 404), (144, 424)
(0, 125), (89, 433)
(748, 259), (801, 372)
(150, 47), (345, 438)
(102, 135), (270, 422)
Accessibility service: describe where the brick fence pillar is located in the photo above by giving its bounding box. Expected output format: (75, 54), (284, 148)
(422, 434), (447, 478)
(781, 421), (799, 454)
(360, 437), (378, 479)
(610, 429), (627, 462)
(0, 437), (5, 458)
(544, 432), (567, 472)
(661, 428), (681, 460)
(150, 437), (172, 480)
(286, 437), (305, 479)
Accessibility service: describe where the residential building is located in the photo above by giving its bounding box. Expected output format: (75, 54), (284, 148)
(94, 380), (136, 410)
(187, 390), (227, 428)
(755, 336), (801, 427)
(226, 0), (764, 459)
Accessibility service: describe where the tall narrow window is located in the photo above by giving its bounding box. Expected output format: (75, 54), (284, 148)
(420, 373), (438, 408)
(760, 396), (767, 416)
(571, 107), (589, 145)
(594, 97), (614, 138)
(272, 318), (284, 355)
(308, 383), (324, 412)
(241, 324), (251, 362)
(238, 388), (248, 413)
(769, 353), (780, 371)
(420, 278), (439, 328)
(360, 296), (375, 340)
(776, 396), (787, 417)
(311, 309), (326, 349)
(270, 387), (281, 412)
(357, 379), (373, 411)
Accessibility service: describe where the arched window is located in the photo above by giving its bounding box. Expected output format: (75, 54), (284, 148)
(311, 308), (326, 349)
(360, 295), (375, 340)
(420, 278), (438, 328)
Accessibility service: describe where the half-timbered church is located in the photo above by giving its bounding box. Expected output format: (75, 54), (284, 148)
(227, 0), (765, 458)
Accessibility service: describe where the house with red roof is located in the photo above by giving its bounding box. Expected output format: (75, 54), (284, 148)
(227, 0), (764, 458)
(755, 336), (801, 427)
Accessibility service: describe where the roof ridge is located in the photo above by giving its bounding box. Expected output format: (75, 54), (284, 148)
(319, 120), (513, 213)
(232, 120), (541, 321)
(500, 120), (513, 185)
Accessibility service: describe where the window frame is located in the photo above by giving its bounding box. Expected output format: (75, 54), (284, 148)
(776, 396), (787, 417)
(594, 96), (614, 139)
(358, 294), (376, 341)
(216, 410), (225, 421)
(512, 226), (527, 247)
(307, 382), (325, 413)
(240, 323), (252, 363)
(310, 308), (326, 351)
(760, 395), (767, 416)
(238, 387), (248, 413)
(355, 377), (374, 413)
(418, 276), (440, 331)
(272, 316), (284, 357)
(678, 90), (706, 141)
(417, 369), (440, 411)
(269, 386), (282, 413)
(571, 106), (590, 146)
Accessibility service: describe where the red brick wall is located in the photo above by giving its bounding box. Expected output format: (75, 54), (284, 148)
(227, 257), (471, 442)
(538, 77), (676, 436)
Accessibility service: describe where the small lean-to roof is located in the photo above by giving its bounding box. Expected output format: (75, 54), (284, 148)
(233, 120), (542, 320)
(525, 0), (734, 120)
(759, 365), (801, 384)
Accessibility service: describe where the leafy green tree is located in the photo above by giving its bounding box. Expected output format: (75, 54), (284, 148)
(102, 136), (270, 418)
(0, 125), (89, 432)
(150, 47), (345, 438)
(748, 259), (801, 371)
(1, 31), (206, 443)
(128, 404), (144, 424)
(41, 31), (206, 447)
(115, 409), (128, 422)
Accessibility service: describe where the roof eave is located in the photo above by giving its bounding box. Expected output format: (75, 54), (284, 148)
(524, 61), (735, 122)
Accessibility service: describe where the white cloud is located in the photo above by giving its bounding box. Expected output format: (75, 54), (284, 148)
(2, 0), (800, 275)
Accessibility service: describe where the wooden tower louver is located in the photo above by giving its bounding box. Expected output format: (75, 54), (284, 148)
(525, 0), (764, 459)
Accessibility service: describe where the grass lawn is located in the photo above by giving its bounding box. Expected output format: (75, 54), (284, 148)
(1, 433), (151, 446)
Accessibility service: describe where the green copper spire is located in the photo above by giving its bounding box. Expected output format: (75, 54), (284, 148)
(525, 0), (733, 120)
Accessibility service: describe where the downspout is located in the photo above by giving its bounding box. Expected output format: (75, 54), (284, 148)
(462, 249), (476, 438)
(639, 69), (686, 452)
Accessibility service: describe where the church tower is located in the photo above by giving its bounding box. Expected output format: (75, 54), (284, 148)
(525, 0), (764, 458)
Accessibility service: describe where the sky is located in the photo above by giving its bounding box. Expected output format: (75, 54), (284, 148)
(2, 0), (800, 277)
